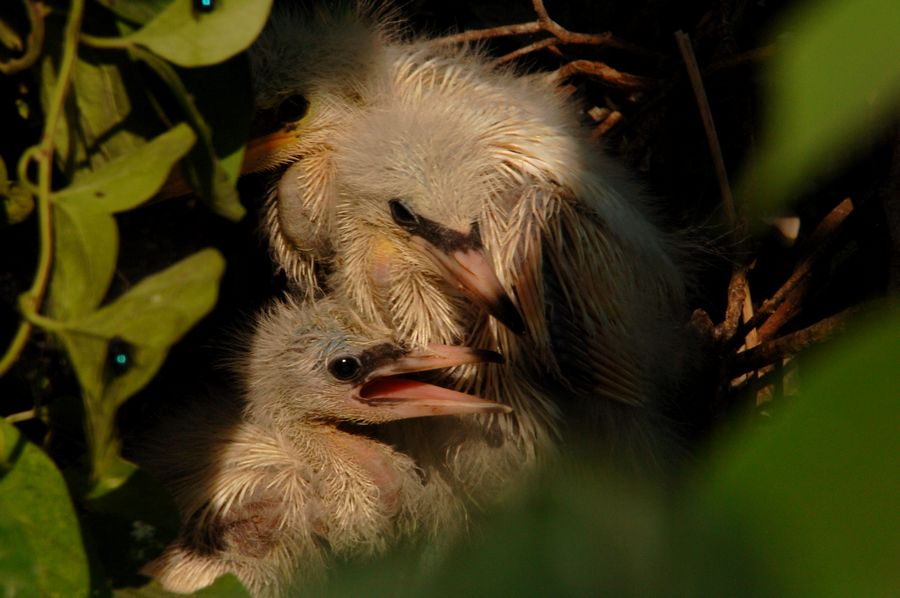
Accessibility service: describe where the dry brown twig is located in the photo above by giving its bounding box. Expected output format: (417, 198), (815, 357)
(744, 198), (855, 342)
(588, 107), (623, 139)
(554, 60), (653, 90)
(430, 0), (646, 52)
(731, 307), (857, 375)
(675, 30), (752, 353)
(430, 0), (657, 89)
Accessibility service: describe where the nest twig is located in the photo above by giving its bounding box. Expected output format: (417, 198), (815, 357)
(430, 0), (657, 90)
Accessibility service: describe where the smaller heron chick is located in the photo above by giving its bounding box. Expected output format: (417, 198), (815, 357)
(140, 297), (508, 597)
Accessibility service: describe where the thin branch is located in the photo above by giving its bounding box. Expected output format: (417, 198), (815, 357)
(5, 408), (38, 424)
(714, 264), (750, 342)
(742, 197), (855, 340)
(730, 308), (855, 376)
(495, 37), (557, 64)
(675, 30), (736, 226)
(0, 0), (46, 75)
(529, 0), (651, 55)
(429, 0), (658, 58)
(429, 21), (542, 45)
(79, 31), (131, 50)
(554, 59), (654, 90)
(591, 110), (622, 139)
(707, 44), (775, 73)
(729, 357), (793, 402)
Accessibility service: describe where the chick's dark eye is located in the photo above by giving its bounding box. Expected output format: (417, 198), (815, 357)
(328, 355), (362, 381)
(389, 199), (418, 227)
(277, 94), (310, 124)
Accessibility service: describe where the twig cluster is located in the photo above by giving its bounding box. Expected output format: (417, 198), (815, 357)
(430, 0), (656, 137)
(675, 32), (858, 411)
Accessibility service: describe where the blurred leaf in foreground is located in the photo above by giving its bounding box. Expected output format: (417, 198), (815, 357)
(740, 0), (900, 213)
(329, 464), (668, 597)
(0, 418), (90, 597)
(676, 305), (900, 596)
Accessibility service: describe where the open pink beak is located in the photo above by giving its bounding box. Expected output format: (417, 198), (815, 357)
(353, 344), (511, 420)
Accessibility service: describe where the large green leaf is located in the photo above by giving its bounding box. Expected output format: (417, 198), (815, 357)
(58, 248), (225, 477)
(60, 247), (225, 407)
(0, 419), (91, 597)
(675, 306), (900, 596)
(50, 205), (118, 323)
(53, 124), (196, 211)
(130, 0), (273, 68)
(740, 0), (900, 212)
(49, 125), (196, 321)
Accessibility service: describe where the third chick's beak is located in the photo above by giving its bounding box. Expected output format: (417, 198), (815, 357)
(354, 344), (512, 421)
(411, 237), (527, 336)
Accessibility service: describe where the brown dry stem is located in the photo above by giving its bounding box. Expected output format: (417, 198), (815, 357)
(730, 308), (856, 375)
(742, 197), (855, 342)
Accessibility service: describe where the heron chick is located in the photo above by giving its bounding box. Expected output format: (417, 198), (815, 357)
(139, 297), (508, 596)
(248, 4), (688, 476)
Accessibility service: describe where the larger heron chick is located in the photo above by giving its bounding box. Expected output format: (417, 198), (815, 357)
(140, 297), (508, 596)
(250, 5), (688, 474)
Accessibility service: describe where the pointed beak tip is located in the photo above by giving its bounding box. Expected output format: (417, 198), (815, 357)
(495, 296), (528, 336)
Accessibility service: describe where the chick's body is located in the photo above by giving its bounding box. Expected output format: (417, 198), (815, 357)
(140, 298), (507, 596)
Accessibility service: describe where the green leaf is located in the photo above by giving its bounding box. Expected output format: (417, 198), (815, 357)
(676, 306), (900, 596)
(57, 249), (225, 477)
(1, 185), (34, 225)
(60, 247), (225, 407)
(53, 124), (196, 211)
(0, 15), (23, 52)
(50, 205), (118, 322)
(40, 44), (153, 178)
(134, 47), (246, 221)
(0, 156), (34, 225)
(130, 0), (273, 68)
(0, 419), (91, 597)
(739, 0), (900, 212)
(49, 125), (197, 321)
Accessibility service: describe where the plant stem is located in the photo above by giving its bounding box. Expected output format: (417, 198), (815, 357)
(0, 0), (86, 378)
(79, 32), (131, 50)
